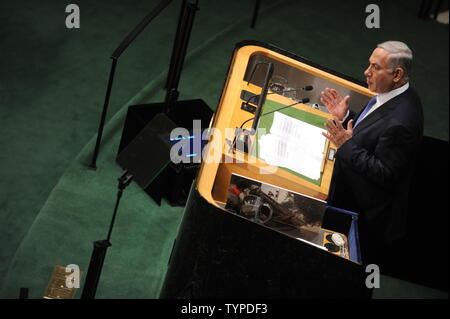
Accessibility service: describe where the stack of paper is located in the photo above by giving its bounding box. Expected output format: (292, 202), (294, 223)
(259, 112), (327, 180)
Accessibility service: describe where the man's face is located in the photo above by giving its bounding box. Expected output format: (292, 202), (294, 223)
(364, 48), (396, 93)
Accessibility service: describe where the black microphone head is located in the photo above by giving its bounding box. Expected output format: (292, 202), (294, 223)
(303, 85), (313, 91)
(301, 97), (310, 103)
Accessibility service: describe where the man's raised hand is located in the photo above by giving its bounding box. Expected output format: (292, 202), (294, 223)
(320, 88), (350, 121)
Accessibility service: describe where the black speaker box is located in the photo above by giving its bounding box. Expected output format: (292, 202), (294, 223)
(117, 112), (177, 189)
(116, 99), (213, 206)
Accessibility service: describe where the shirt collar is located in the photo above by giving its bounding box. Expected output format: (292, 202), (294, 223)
(377, 82), (409, 106)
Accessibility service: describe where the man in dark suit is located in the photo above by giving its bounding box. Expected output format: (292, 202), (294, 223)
(320, 41), (424, 265)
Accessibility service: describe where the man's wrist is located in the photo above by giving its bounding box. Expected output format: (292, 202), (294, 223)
(340, 110), (350, 123)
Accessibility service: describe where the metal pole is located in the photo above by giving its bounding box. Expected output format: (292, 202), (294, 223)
(88, 0), (173, 170)
(165, 0), (199, 115)
(88, 58), (118, 170)
(80, 171), (133, 299)
(251, 0), (262, 28)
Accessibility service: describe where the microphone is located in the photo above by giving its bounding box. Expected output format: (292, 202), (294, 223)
(256, 97), (310, 119)
(270, 85), (313, 96)
(243, 85), (314, 107)
(278, 85), (313, 93)
(239, 97), (310, 131)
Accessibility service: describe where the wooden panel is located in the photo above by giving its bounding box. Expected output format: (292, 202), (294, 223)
(197, 44), (373, 207)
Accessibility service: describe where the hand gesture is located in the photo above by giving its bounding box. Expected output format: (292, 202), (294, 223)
(323, 116), (354, 149)
(320, 88), (350, 121)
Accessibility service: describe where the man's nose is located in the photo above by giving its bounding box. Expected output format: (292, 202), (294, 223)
(364, 67), (371, 77)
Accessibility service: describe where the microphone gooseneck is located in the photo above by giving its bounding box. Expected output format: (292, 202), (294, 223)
(243, 85), (314, 108)
(239, 97), (311, 131)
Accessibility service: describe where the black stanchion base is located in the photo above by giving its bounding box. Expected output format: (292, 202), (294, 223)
(116, 99), (213, 206)
(81, 240), (112, 299)
(19, 288), (29, 299)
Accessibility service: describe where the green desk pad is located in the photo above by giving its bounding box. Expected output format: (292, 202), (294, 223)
(252, 98), (329, 186)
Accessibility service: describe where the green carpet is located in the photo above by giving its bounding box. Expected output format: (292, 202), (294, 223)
(0, 0), (448, 299)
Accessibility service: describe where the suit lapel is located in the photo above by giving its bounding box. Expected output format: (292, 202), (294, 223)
(352, 111), (384, 136)
(351, 87), (411, 136)
(352, 98), (396, 136)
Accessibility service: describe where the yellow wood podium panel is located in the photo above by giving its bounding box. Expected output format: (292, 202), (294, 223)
(197, 41), (374, 207)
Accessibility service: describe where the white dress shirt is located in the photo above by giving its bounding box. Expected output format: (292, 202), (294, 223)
(340, 82), (410, 124)
(361, 82), (410, 121)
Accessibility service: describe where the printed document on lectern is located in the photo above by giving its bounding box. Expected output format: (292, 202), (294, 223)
(259, 112), (327, 180)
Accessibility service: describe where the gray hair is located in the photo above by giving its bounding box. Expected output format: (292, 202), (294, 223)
(377, 41), (413, 81)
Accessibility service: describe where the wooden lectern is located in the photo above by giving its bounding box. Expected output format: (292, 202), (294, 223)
(160, 41), (375, 298)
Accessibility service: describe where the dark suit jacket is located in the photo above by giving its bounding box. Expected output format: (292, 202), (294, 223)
(328, 87), (424, 250)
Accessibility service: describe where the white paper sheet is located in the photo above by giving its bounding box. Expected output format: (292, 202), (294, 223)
(259, 112), (327, 180)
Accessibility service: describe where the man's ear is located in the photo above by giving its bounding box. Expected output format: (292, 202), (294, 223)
(393, 67), (405, 83)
